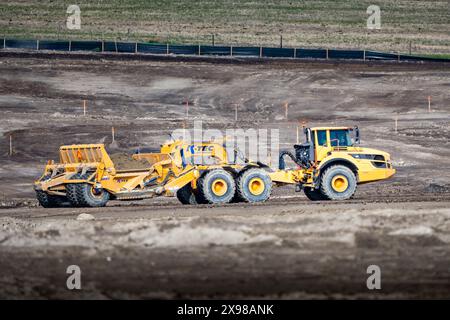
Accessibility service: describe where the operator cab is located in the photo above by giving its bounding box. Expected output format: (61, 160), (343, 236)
(311, 127), (359, 148)
(288, 127), (360, 169)
(307, 127), (359, 164)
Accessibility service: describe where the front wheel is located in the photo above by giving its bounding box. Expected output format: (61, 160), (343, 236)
(320, 165), (357, 200)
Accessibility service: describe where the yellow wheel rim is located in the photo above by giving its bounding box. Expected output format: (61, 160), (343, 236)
(212, 178), (228, 196)
(248, 178), (265, 196)
(331, 175), (349, 193)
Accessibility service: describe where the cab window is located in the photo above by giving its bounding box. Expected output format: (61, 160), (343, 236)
(330, 130), (352, 147)
(316, 130), (327, 146)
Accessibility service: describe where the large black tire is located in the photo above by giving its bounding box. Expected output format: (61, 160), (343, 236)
(66, 173), (82, 207)
(304, 188), (328, 201)
(320, 165), (357, 200)
(36, 173), (67, 208)
(75, 173), (110, 207)
(230, 169), (248, 203)
(196, 169), (236, 204)
(176, 183), (198, 205)
(36, 190), (66, 208)
(236, 168), (272, 203)
(192, 171), (208, 204)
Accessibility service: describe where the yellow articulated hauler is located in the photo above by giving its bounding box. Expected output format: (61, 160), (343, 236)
(34, 126), (395, 207)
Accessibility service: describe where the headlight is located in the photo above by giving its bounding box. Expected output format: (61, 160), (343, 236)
(350, 154), (385, 161)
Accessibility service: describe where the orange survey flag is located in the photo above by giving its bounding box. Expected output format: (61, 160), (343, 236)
(77, 150), (83, 161)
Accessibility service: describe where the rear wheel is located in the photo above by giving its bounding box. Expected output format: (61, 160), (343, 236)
(36, 173), (67, 208)
(35, 190), (66, 208)
(236, 168), (272, 203)
(320, 165), (357, 200)
(196, 169), (235, 204)
(66, 173), (82, 207)
(176, 183), (198, 205)
(75, 173), (110, 207)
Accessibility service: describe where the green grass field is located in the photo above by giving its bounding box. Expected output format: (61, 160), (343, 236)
(0, 0), (449, 54)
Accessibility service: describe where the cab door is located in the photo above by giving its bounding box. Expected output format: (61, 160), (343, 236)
(314, 129), (332, 164)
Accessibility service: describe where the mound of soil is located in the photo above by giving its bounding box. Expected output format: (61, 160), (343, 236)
(110, 153), (151, 171)
(424, 183), (450, 193)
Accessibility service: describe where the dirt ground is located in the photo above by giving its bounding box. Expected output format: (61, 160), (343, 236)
(0, 52), (449, 299)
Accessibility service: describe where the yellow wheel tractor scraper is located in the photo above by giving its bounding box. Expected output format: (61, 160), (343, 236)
(34, 126), (395, 208)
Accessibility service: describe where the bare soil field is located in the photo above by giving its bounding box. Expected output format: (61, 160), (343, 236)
(0, 52), (449, 298)
(1, 200), (450, 299)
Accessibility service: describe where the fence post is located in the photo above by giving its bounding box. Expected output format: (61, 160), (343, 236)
(115, 40), (118, 53)
(398, 52), (400, 62)
(3, 37), (5, 49)
(293, 48), (296, 58)
(280, 35), (283, 48)
(363, 50), (366, 61)
(69, 40), (72, 52)
(326, 48), (329, 59)
(212, 34), (215, 46)
(101, 40), (104, 53)
(230, 45), (233, 57)
(259, 46), (262, 58)
(198, 44), (201, 55)
(166, 43), (169, 55)
(37, 39), (39, 51)
(9, 134), (13, 156)
(135, 42), (138, 54)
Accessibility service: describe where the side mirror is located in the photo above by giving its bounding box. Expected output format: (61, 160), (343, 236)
(354, 126), (360, 144)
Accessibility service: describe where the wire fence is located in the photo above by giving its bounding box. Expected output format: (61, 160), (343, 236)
(1, 38), (448, 62)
